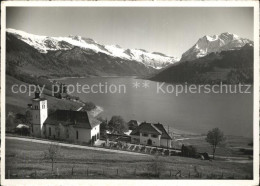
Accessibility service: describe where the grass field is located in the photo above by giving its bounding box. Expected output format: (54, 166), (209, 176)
(174, 134), (253, 158)
(6, 139), (253, 179)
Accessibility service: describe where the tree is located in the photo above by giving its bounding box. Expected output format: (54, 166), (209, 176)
(97, 117), (109, 139)
(44, 143), (62, 172)
(127, 120), (138, 130)
(83, 101), (96, 111)
(6, 112), (16, 132)
(25, 110), (32, 127)
(108, 115), (128, 134)
(205, 128), (225, 159)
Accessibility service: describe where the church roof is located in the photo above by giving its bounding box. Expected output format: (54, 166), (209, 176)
(32, 98), (47, 101)
(44, 110), (100, 129)
(130, 122), (171, 139)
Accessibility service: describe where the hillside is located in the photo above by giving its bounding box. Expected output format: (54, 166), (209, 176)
(5, 75), (83, 130)
(150, 44), (253, 84)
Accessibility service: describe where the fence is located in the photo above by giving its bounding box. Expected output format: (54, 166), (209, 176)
(6, 165), (253, 179)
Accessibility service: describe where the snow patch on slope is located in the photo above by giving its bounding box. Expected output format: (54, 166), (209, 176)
(181, 32), (253, 62)
(7, 28), (179, 69)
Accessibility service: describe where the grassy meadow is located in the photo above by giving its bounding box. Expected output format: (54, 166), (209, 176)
(6, 139), (253, 179)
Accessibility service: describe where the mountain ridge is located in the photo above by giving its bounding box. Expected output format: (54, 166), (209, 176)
(6, 33), (156, 78)
(7, 28), (179, 69)
(180, 32), (253, 62)
(150, 44), (253, 84)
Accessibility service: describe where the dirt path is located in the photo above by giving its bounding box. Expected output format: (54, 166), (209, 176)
(6, 136), (148, 156)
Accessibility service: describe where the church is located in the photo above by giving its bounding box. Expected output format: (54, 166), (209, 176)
(29, 92), (101, 145)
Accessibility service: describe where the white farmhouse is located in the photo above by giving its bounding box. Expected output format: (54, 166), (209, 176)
(30, 92), (101, 144)
(130, 122), (172, 148)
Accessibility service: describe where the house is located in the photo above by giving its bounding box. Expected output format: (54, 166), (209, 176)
(30, 91), (101, 144)
(130, 122), (172, 148)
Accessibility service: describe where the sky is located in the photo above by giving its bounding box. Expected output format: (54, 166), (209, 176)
(6, 7), (253, 58)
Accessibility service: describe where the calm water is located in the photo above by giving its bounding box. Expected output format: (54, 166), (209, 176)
(60, 77), (253, 137)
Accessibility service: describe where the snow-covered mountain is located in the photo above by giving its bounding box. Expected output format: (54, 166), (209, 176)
(6, 28), (179, 69)
(180, 32), (253, 62)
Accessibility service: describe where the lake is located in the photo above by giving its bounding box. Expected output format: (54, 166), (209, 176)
(59, 77), (253, 137)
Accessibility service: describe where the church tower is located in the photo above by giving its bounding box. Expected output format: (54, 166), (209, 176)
(31, 91), (48, 137)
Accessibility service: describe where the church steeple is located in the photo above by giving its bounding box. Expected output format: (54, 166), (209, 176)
(30, 90), (48, 137)
(35, 90), (40, 99)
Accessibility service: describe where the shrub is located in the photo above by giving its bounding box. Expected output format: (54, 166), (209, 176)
(151, 148), (158, 155)
(135, 146), (140, 152)
(140, 146), (146, 152)
(164, 150), (170, 156)
(181, 145), (198, 158)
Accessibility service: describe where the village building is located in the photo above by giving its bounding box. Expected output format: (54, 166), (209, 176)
(130, 122), (172, 148)
(30, 92), (101, 144)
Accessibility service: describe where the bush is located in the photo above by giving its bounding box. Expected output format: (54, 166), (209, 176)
(164, 149), (170, 156)
(140, 146), (146, 152)
(135, 146), (140, 152)
(181, 145), (198, 158)
(151, 148), (158, 155)
(170, 151), (178, 156)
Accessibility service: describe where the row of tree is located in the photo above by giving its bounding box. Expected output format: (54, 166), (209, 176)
(99, 116), (129, 135)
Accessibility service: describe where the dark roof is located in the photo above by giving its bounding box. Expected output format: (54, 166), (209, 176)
(154, 123), (172, 140)
(32, 98), (47, 101)
(130, 122), (171, 139)
(131, 122), (162, 136)
(44, 110), (100, 129)
(130, 129), (140, 136)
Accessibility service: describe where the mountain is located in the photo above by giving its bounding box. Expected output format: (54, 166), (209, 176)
(6, 33), (159, 78)
(180, 32), (253, 62)
(7, 28), (179, 70)
(150, 44), (253, 84)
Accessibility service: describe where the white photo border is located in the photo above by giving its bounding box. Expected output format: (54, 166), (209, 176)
(1, 1), (259, 186)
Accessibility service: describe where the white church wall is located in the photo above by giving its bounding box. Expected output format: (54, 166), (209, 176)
(90, 125), (100, 140)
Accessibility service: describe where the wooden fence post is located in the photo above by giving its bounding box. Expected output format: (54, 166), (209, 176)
(57, 168), (59, 176)
(71, 167), (74, 175)
(188, 171), (190, 178)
